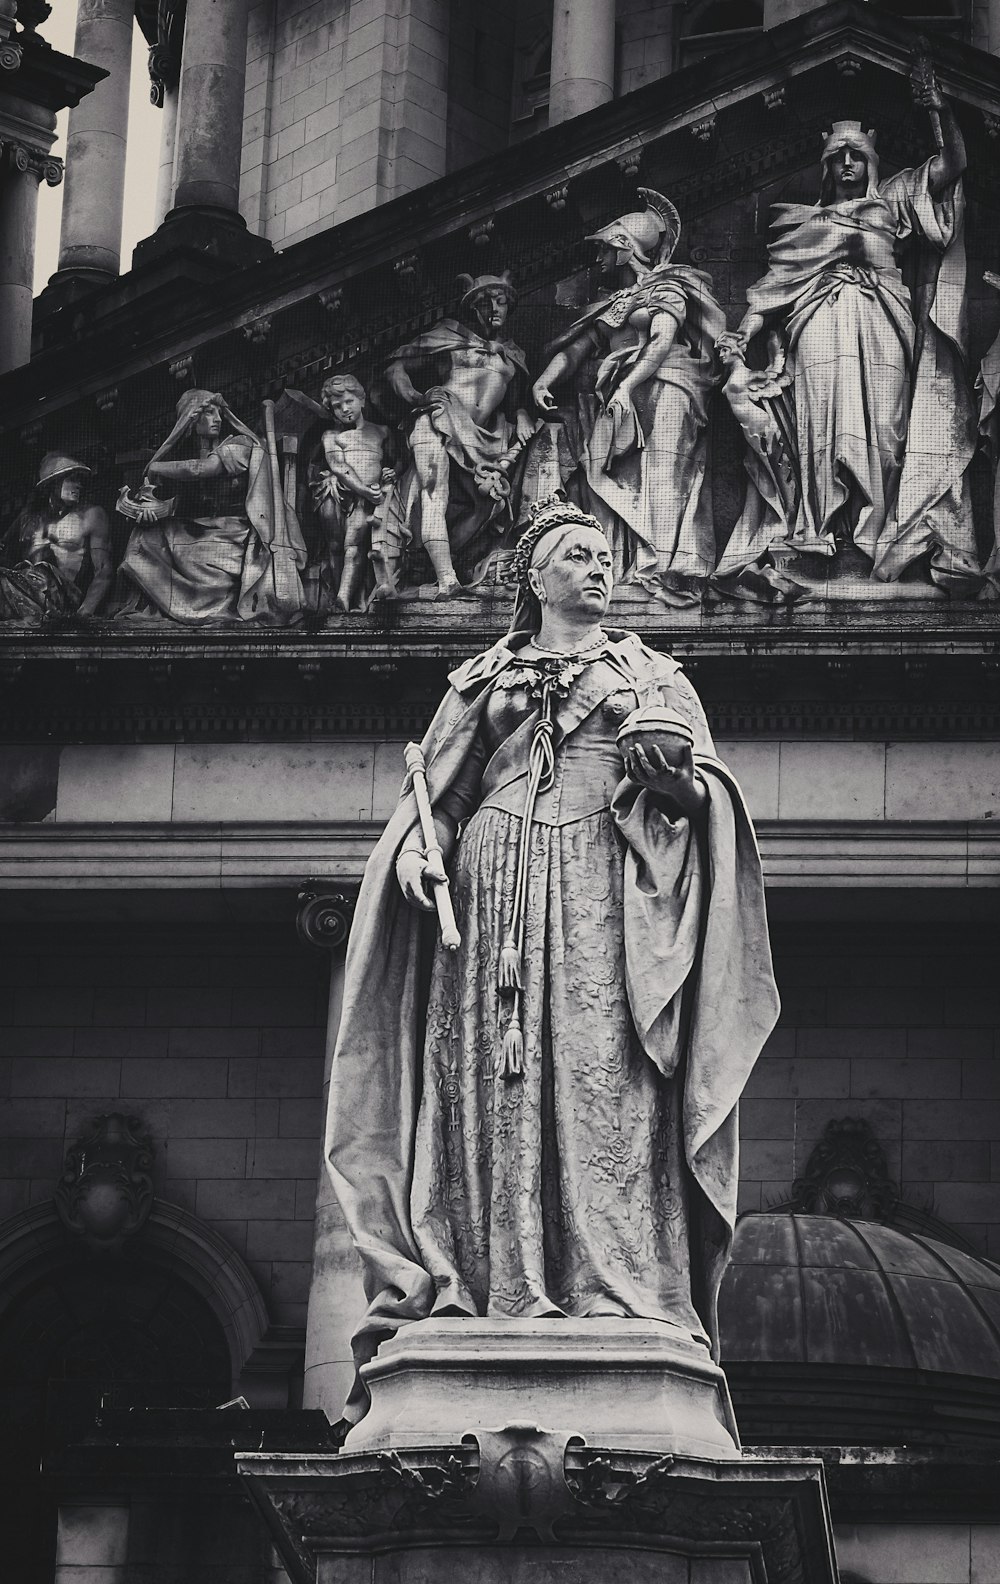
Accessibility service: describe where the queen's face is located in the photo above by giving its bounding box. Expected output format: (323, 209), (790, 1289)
(828, 147), (868, 200)
(531, 524), (614, 618)
(195, 404), (222, 440)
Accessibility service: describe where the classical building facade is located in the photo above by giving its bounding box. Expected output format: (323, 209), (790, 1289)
(1, 0), (1000, 1579)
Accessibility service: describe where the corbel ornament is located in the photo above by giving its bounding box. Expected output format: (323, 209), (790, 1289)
(169, 353), (194, 383)
(984, 111), (1000, 139)
(96, 386), (119, 415)
(0, 0), (20, 72)
(468, 217), (495, 248)
(544, 184), (569, 212)
(296, 881), (360, 954)
(319, 287), (345, 316)
(2, 139), (62, 185)
(241, 315), (272, 346)
(690, 114), (717, 144)
(617, 149), (642, 179)
(142, 0), (185, 107)
(762, 84), (786, 111)
(393, 252), (422, 293)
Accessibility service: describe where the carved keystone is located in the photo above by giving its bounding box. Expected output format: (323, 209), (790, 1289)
(464, 1425), (579, 1542)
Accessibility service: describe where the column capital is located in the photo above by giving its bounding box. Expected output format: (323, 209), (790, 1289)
(147, 43), (181, 107)
(3, 138), (62, 185)
(296, 882), (360, 954)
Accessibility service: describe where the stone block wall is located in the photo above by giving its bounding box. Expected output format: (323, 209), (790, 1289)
(241, 0), (451, 247)
(0, 921), (328, 1329)
(742, 919), (1000, 1258)
(835, 1525), (1000, 1584)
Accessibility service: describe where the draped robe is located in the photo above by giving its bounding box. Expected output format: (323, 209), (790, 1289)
(719, 158), (980, 593)
(327, 632), (779, 1422)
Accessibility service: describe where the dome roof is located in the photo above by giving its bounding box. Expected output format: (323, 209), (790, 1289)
(718, 1214), (1000, 1446)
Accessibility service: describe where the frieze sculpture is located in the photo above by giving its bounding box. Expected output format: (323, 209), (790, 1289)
(380, 271), (538, 598)
(0, 452), (112, 621)
(716, 56), (983, 601)
(116, 388), (307, 624)
(326, 493), (779, 1426)
(532, 189), (726, 605)
(310, 374), (397, 611)
(977, 269), (1000, 588)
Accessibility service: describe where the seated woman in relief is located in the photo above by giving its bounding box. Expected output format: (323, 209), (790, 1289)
(118, 389), (306, 624)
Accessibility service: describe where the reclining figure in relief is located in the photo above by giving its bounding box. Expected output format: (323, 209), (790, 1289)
(0, 453), (112, 622)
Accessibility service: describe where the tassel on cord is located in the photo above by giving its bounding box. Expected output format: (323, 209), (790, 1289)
(496, 1013), (525, 1079)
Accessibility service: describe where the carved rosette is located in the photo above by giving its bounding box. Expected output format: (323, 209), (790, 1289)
(54, 1113), (155, 1253)
(296, 882), (360, 953)
(2, 140), (63, 186)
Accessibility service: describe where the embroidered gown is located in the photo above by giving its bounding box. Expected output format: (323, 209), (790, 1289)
(411, 649), (711, 1331)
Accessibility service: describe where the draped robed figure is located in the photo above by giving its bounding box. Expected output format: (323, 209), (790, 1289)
(326, 497), (779, 1424)
(718, 94), (982, 600)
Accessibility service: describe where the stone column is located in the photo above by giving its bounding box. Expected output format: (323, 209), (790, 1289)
(133, 0), (270, 270)
(153, 85), (180, 229)
(56, 0), (134, 285)
(0, 136), (62, 373)
(173, 0), (249, 212)
(298, 887), (368, 1424)
(549, 0), (616, 125)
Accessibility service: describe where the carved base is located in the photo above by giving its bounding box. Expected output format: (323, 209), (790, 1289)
(343, 1318), (740, 1459)
(239, 1439), (839, 1584)
(131, 205), (273, 273)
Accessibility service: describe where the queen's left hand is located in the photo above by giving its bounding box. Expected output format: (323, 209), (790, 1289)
(623, 740), (706, 818)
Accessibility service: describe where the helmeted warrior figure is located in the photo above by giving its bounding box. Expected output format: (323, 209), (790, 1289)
(532, 190), (725, 603)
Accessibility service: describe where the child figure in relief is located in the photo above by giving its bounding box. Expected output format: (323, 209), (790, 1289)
(312, 374), (395, 610)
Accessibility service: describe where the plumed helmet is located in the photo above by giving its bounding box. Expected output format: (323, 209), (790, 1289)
(586, 187), (682, 270)
(36, 452), (90, 489)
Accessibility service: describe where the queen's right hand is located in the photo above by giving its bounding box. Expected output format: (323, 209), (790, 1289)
(396, 848), (437, 911)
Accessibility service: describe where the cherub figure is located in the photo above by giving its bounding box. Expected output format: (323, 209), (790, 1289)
(312, 374), (395, 610)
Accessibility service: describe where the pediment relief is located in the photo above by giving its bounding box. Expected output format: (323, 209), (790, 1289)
(2, 2), (1000, 638)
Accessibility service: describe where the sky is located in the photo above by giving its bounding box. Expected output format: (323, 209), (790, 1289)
(35, 1), (161, 291)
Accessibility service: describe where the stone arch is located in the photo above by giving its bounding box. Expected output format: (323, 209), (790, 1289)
(0, 1197), (270, 1393)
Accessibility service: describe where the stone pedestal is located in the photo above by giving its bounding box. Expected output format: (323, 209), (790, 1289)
(239, 1439), (838, 1584)
(344, 1318), (740, 1460)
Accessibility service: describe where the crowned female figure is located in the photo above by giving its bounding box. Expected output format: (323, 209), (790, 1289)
(717, 73), (981, 599)
(326, 495), (779, 1425)
(118, 389), (306, 624)
(531, 191), (725, 602)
